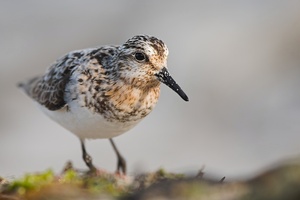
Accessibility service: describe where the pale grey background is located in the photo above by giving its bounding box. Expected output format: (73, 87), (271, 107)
(1, 1), (300, 180)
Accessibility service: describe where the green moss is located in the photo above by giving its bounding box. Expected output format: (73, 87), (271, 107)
(60, 169), (80, 184)
(156, 168), (185, 180)
(0, 168), (193, 200)
(4, 169), (129, 199)
(83, 174), (128, 197)
(8, 169), (55, 195)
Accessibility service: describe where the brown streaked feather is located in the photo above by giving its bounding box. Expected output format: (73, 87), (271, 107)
(19, 51), (84, 110)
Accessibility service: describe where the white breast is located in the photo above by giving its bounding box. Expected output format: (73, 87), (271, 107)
(37, 101), (140, 139)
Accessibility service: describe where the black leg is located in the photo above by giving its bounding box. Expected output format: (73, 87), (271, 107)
(80, 139), (96, 172)
(109, 138), (127, 174)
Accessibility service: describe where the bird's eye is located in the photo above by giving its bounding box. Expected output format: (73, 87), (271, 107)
(134, 52), (146, 61)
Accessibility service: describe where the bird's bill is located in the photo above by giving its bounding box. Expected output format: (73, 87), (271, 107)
(156, 67), (189, 101)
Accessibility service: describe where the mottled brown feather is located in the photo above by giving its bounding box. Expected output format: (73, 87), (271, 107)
(19, 51), (84, 110)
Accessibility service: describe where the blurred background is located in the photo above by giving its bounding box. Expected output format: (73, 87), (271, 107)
(1, 1), (300, 180)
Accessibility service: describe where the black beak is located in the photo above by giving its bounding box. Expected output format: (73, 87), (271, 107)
(156, 67), (189, 101)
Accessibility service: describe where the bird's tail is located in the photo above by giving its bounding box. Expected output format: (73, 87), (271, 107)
(18, 76), (40, 96)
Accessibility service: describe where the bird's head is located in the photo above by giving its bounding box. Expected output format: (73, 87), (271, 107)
(116, 35), (188, 101)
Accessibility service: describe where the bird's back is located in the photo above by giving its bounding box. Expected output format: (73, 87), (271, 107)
(18, 47), (116, 111)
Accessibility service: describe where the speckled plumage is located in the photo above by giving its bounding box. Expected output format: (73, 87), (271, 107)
(19, 35), (188, 172)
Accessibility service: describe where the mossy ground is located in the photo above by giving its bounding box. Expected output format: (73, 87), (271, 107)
(2, 161), (300, 200)
(0, 163), (186, 200)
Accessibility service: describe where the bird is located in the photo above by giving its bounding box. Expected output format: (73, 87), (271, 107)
(19, 35), (189, 174)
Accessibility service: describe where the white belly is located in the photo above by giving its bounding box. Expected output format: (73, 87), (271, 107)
(37, 102), (140, 139)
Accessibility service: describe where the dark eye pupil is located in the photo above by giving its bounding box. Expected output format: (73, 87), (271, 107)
(135, 52), (145, 61)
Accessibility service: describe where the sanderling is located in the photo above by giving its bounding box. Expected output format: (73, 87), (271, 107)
(19, 35), (189, 174)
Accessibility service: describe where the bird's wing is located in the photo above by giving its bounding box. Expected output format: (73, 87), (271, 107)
(19, 50), (86, 111)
